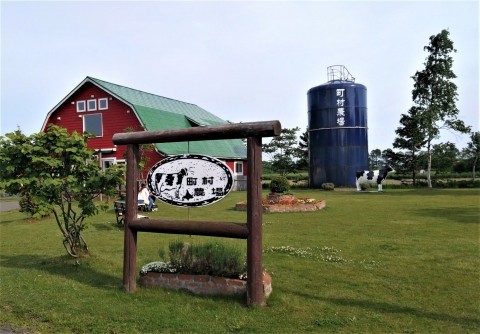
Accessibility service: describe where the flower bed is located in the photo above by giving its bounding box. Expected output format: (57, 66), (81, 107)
(235, 194), (326, 213)
(139, 271), (272, 299)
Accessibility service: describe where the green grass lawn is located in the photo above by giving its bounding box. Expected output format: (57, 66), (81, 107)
(1, 189), (479, 333)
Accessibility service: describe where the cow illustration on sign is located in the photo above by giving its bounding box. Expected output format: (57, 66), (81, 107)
(154, 168), (189, 200)
(147, 154), (234, 207)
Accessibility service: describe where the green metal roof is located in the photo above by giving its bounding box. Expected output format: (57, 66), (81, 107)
(88, 77), (246, 159)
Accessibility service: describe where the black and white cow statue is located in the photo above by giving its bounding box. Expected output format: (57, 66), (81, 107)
(355, 166), (394, 192)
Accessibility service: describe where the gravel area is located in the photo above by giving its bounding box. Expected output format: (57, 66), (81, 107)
(0, 201), (19, 212)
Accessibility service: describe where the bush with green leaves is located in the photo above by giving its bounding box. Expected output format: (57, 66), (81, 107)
(144, 240), (246, 278)
(321, 183), (335, 191)
(269, 175), (290, 193)
(0, 125), (124, 257)
(360, 183), (370, 191)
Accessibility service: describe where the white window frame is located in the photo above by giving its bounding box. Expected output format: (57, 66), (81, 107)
(234, 161), (243, 175)
(87, 99), (97, 111)
(101, 158), (116, 171)
(77, 100), (86, 112)
(98, 98), (108, 110)
(83, 113), (103, 137)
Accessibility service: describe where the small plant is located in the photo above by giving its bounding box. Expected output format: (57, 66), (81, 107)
(264, 245), (350, 263)
(321, 183), (335, 191)
(142, 241), (246, 278)
(360, 183), (370, 191)
(269, 176), (290, 193)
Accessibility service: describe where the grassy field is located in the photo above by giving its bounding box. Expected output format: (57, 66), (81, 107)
(0, 189), (479, 333)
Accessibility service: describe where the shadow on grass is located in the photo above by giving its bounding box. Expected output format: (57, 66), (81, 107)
(0, 254), (122, 290)
(410, 206), (480, 224)
(92, 222), (124, 231)
(284, 289), (480, 328)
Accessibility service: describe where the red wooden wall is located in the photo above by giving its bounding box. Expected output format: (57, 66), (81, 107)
(44, 82), (164, 171)
(44, 81), (246, 175)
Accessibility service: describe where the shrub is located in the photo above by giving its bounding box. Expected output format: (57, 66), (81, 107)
(360, 183), (370, 191)
(321, 183), (335, 191)
(19, 193), (50, 218)
(270, 176), (290, 193)
(156, 240), (246, 278)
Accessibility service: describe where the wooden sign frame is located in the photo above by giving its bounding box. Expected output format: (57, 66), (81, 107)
(112, 120), (281, 306)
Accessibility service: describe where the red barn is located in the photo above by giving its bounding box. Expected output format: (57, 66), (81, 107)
(41, 76), (248, 188)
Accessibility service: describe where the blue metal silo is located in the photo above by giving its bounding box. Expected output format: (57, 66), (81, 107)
(308, 65), (368, 187)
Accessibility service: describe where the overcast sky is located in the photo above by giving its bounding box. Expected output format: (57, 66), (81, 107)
(1, 0), (478, 151)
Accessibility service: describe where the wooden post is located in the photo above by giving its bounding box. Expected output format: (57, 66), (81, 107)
(246, 136), (265, 306)
(113, 121), (282, 302)
(123, 144), (139, 292)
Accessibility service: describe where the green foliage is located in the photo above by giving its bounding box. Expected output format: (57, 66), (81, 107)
(431, 142), (459, 173)
(321, 183), (335, 191)
(368, 149), (383, 170)
(392, 106), (427, 183)
(19, 193), (50, 218)
(167, 240), (246, 278)
(269, 175), (290, 193)
(462, 131), (480, 181)
(359, 183), (370, 191)
(0, 125), (124, 257)
(263, 127), (301, 175)
(262, 173), (308, 181)
(410, 29), (471, 187)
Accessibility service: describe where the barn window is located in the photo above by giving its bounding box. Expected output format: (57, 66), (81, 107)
(234, 161), (243, 174)
(87, 99), (97, 111)
(83, 114), (103, 137)
(98, 98), (108, 110)
(101, 158), (116, 170)
(77, 101), (86, 112)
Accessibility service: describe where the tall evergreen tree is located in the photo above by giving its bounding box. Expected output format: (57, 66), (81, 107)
(262, 127), (300, 176)
(393, 106), (426, 184)
(368, 149), (383, 170)
(411, 29), (470, 187)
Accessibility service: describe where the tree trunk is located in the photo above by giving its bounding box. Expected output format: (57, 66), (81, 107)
(427, 142), (432, 188)
(63, 230), (89, 258)
(411, 150), (417, 186)
(54, 210), (89, 258)
(473, 155), (478, 182)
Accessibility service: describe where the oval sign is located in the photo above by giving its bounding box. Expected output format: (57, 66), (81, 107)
(146, 154), (234, 207)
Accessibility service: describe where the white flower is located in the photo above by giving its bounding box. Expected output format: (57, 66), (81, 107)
(140, 261), (177, 275)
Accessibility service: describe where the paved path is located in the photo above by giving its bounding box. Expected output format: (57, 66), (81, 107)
(1, 201), (32, 334)
(0, 201), (20, 212)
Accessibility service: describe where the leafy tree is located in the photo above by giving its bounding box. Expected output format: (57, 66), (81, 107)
(263, 127), (300, 176)
(431, 142), (459, 173)
(369, 149), (383, 170)
(462, 131), (480, 181)
(0, 125), (124, 258)
(383, 149), (406, 174)
(393, 106), (427, 184)
(411, 29), (470, 187)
